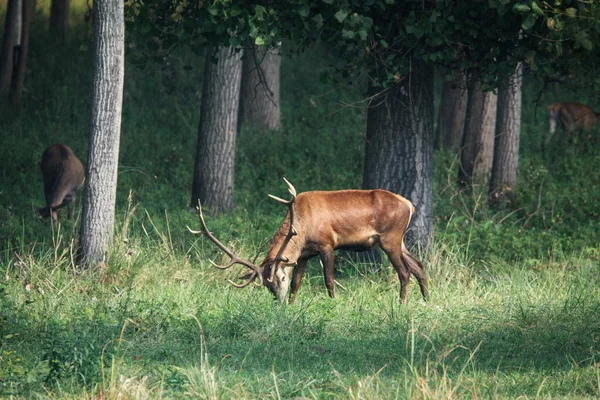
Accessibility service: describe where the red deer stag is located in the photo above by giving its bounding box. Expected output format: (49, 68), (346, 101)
(188, 178), (428, 304)
(39, 144), (85, 221)
(546, 102), (599, 147)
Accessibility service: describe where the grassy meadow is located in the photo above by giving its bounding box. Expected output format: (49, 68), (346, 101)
(1, 3), (600, 399)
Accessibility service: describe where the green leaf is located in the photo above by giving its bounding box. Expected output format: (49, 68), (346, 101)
(521, 14), (538, 30)
(335, 10), (348, 23)
(208, 5), (219, 16)
(380, 39), (389, 48)
(357, 29), (367, 40)
(254, 5), (266, 19)
(580, 39), (593, 50)
(342, 29), (355, 39)
(312, 13), (324, 28)
(429, 10), (441, 23)
(298, 4), (310, 17)
(531, 1), (543, 16)
(512, 3), (531, 14)
(565, 7), (577, 18)
(255, 36), (265, 45)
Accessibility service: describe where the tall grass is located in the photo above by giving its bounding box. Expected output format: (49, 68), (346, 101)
(1, 2), (599, 398)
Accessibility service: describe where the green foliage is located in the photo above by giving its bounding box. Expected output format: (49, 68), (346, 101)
(127, 0), (600, 90)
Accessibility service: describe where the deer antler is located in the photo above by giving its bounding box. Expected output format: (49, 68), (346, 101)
(187, 201), (263, 287)
(267, 178), (298, 282)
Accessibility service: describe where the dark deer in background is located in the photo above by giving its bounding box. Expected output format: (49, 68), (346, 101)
(39, 144), (85, 221)
(188, 178), (428, 304)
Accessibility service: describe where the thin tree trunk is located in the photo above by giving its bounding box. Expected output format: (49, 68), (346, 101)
(239, 45), (281, 130)
(79, 0), (124, 268)
(458, 79), (497, 186)
(489, 63), (522, 207)
(0, 0), (21, 94)
(10, 0), (32, 108)
(437, 69), (467, 151)
(191, 46), (243, 214)
(50, 0), (70, 41)
(362, 60), (434, 248)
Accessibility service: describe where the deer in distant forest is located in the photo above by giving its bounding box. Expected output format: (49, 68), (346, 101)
(546, 102), (599, 147)
(39, 144), (85, 221)
(188, 178), (428, 304)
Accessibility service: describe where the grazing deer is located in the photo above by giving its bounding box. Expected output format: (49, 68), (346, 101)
(39, 144), (85, 221)
(546, 102), (599, 147)
(188, 178), (428, 304)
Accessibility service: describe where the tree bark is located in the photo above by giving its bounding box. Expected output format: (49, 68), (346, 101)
(362, 60), (434, 249)
(10, 0), (32, 108)
(458, 79), (497, 186)
(239, 45), (281, 130)
(50, 0), (70, 41)
(191, 46), (243, 214)
(0, 0), (21, 94)
(437, 69), (467, 151)
(79, 0), (124, 268)
(489, 63), (522, 207)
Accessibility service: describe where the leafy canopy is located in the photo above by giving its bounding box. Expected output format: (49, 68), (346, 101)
(127, 0), (600, 88)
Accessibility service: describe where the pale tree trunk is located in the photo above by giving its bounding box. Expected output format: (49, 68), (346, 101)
(437, 69), (467, 151)
(0, 0), (21, 94)
(11, 0), (32, 108)
(362, 60), (434, 248)
(239, 45), (280, 130)
(191, 46), (243, 214)
(489, 64), (522, 207)
(458, 79), (497, 186)
(50, 0), (70, 41)
(79, 0), (124, 268)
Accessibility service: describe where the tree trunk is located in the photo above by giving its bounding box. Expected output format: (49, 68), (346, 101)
(458, 79), (497, 186)
(191, 46), (243, 214)
(10, 0), (32, 108)
(362, 60), (434, 248)
(437, 69), (467, 151)
(79, 0), (124, 268)
(0, 0), (21, 94)
(239, 45), (281, 130)
(50, 0), (70, 41)
(489, 64), (522, 208)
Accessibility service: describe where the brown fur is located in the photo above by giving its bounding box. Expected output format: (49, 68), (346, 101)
(546, 102), (599, 146)
(39, 144), (85, 221)
(258, 189), (428, 304)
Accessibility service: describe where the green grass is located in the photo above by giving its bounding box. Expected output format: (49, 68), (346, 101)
(1, 4), (600, 398)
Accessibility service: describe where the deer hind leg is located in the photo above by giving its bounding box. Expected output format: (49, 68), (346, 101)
(290, 258), (309, 303)
(319, 246), (336, 298)
(381, 242), (411, 304)
(401, 244), (428, 301)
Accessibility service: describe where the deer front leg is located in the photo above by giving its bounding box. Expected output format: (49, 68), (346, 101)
(290, 258), (309, 303)
(319, 247), (336, 298)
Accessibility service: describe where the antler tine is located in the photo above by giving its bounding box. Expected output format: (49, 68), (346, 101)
(283, 177), (297, 198)
(268, 177), (297, 205)
(228, 270), (263, 288)
(268, 178), (299, 282)
(188, 201), (262, 285)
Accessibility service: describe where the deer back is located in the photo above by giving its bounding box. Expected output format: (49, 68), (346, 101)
(40, 144), (85, 218)
(264, 189), (414, 262)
